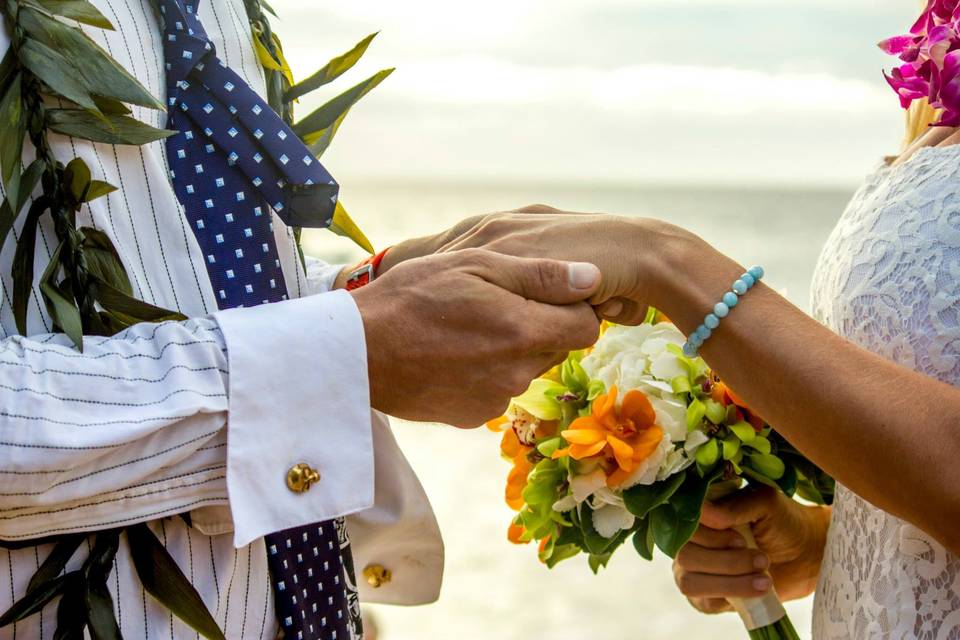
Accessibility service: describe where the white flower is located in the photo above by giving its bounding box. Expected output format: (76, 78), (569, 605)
(592, 503), (636, 538)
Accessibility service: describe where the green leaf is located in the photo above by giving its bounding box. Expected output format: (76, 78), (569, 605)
(588, 553), (612, 574)
(745, 436), (772, 455)
(650, 504), (699, 559)
(741, 466), (780, 490)
(670, 375), (692, 395)
(0, 572), (70, 626)
(0, 49), (16, 97)
(54, 575), (86, 640)
(631, 517), (655, 561)
(19, 38), (98, 110)
(81, 227), (131, 294)
(686, 398), (706, 431)
(84, 579), (120, 640)
(728, 421), (756, 443)
(26, 534), (85, 594)
(673, 465), (722, 521)
(294, 68), (394, 157)
(536, 436), (562, 458)
(0, 159), (43, 257)
(746, 453), (786, 480)
(0, 72), (25, 206)
(722, 434), (741, 460)
(128, 524), (226, 640)
(695, 438), (720, 469)
(12, 197), (49, 336)
(775, 462), (798, 498)
(20, 7), (164, 109)
(285, 32), (379, 101)
(91, 95), (132, 115)
(64, 158), (92, 204)
(91, 277), (186, 322)
(28, 0), (114, 29)
(46, 109), (175, 145)
(623, 471), (686, 519)
(40, 242), (84, 349)
(704, 399), (726, 425)
(84, 180), (117, 202)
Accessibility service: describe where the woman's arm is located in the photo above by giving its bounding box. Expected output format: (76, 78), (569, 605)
(646, 228), (960, 555)
(440, 212), (960, 554)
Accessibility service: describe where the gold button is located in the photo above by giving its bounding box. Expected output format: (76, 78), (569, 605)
(286, 463), (320, 493)
(363, 564), (392, 588)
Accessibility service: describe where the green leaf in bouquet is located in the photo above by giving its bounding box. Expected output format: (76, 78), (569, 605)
(746, 453), (785, 480)
(91, 96), (132, 116)
(0, 159), (44, 254)
(722, 434), (741, 460)
(20, 7), (165, 109)
(670, 374), (692, 395)
(28, 0), (115, 29)
(84, 181), (117, 203)
(728, 421), (756, 443)
(623, 471), (685, 519)
(577, 504), (621, 556)
(19, 39), (97, 110)
(561, 356), (589, 391)
(643, 306), (658, 325)
(127, 524), (226, 640)
(744, 435), (772, 455)
(0, 49), (16, 96)
(673, 466), (723, 522)
(695, 438), (720, 472)
(686, 398), (706, 431)
(46, 109), (175, 146)
(741, 467), (780, 490)
(704, 399), (727, 425)
(588, 553), (612, 575)
(512, 378), (563, 421)
(631, 517), (655, 561)
(586, 379), (606, 401)
(64, 157), (92, 204)
(54, 573), (87, 640)
(91, 277), (187, 323)
(536, 436), (563, 458)
(649, 504), (700, 559)
(294, 68), (394, 157)
(544, 542), (582, 568)
(26, 534), (85, 594)
(775, 462), (798, 498)
(284, 32), (379, 102)
(522, 478), (559, 507)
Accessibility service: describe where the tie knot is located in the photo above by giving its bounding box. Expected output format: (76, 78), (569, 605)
(159, 0), (213, 81)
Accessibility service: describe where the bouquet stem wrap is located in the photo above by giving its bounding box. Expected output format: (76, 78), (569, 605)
(729, 525), (787, 631)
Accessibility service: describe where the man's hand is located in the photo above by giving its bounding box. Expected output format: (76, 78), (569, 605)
(350, 249), (602, 428)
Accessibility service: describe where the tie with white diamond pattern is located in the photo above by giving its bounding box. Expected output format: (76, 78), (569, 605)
(158, 0), (363, 637)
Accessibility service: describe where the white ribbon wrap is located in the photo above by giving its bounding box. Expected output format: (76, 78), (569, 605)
(728, 524), (787, 630)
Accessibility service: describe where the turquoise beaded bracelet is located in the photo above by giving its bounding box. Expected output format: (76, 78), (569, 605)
(682, 265), (765, 358)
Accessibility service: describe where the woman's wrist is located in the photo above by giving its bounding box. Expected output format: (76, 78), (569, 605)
(635, 220), (745, 334)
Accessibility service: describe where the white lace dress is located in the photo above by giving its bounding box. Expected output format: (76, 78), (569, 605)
(809, 146), (960, 639)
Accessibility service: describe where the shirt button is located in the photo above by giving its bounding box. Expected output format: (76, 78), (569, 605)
(286, 463), (320, 493)
(363, 564), (392, 588)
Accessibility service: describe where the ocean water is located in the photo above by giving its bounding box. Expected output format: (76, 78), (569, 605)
(302, 181), (857, 640)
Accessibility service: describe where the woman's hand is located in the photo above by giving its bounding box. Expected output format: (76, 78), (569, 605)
(673, 486), (831, 614)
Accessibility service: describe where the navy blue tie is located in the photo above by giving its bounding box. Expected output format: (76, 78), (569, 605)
(158, 0), (363, 637)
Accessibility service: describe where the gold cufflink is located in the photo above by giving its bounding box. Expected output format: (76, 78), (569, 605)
(286, 463), (320, 493)
(363, 564), (392, 588)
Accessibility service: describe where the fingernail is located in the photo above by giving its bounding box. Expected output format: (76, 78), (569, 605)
(568, 262), (599, 289)
(753, 554), (769, 570)
(753, 577), (771, 592)
(602, 300), (624, 317)
(729, 536), (747, 549)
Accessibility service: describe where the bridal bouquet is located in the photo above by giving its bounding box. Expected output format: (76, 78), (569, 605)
(489, 313), (833, 640)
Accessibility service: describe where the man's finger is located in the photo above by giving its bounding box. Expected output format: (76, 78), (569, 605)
(463, 249), (601, 305)
(596, 297), (650, 326)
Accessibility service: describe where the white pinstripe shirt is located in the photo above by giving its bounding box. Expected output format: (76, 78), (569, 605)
(0, 0), (399, 637)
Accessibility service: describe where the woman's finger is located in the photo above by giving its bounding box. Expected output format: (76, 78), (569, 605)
(689, 524), (748, 550)
(688, 597), (733, 615)
(674, 570), (772, 599)
(676, 543), (769, 576)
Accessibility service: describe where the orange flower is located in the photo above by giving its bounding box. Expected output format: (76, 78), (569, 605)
(507, 522), (527, 545)
(551, 386), (663, 486)
(502, 428), (534, 510)
(710, 378), (765, 431)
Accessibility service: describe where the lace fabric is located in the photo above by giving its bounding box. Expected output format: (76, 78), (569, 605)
(809, 146), (960, 639)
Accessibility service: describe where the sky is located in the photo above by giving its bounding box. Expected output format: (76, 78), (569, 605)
(271, 0), (919, 187)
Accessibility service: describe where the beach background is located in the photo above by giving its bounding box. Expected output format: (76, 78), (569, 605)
(278, 0), (916, 637)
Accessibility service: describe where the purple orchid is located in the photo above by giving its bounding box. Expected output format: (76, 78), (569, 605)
(881, 0), (960, 125)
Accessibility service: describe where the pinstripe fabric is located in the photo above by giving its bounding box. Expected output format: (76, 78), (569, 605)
(0, 0), (374, 637)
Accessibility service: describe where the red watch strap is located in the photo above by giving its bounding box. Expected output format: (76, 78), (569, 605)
(345, 247), (391, 291)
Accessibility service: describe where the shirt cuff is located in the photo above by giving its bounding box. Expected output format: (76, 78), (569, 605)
(304, 254), (348, 295)
(214, 290), (374, 548)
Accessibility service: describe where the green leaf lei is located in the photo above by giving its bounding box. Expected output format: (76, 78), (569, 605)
(0, 0), (391, 636)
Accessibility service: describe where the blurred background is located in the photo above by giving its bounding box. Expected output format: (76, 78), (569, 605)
(277, 0), (916, 638)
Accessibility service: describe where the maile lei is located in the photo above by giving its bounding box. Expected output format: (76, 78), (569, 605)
(0, 0), (389, 636)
